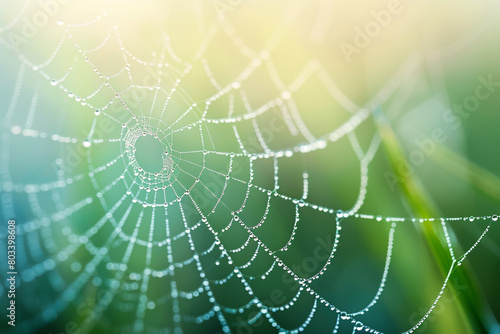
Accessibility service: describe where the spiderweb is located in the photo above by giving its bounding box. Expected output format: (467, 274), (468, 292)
(0, 1), (499, 334)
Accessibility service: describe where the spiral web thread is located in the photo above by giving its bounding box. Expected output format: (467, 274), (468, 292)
(0, 2), (498, 334)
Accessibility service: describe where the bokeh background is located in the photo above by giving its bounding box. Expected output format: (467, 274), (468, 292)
(1, 0), (500, 333)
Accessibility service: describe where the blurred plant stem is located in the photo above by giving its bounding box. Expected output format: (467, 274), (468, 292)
(431, 145), (500, 202)
(375, 107), (498, 333)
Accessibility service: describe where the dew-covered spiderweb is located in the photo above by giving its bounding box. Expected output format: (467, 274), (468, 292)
(0, 1), (499, 334)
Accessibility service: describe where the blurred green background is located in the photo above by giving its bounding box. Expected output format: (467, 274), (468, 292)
(1, 0), (500, 333)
